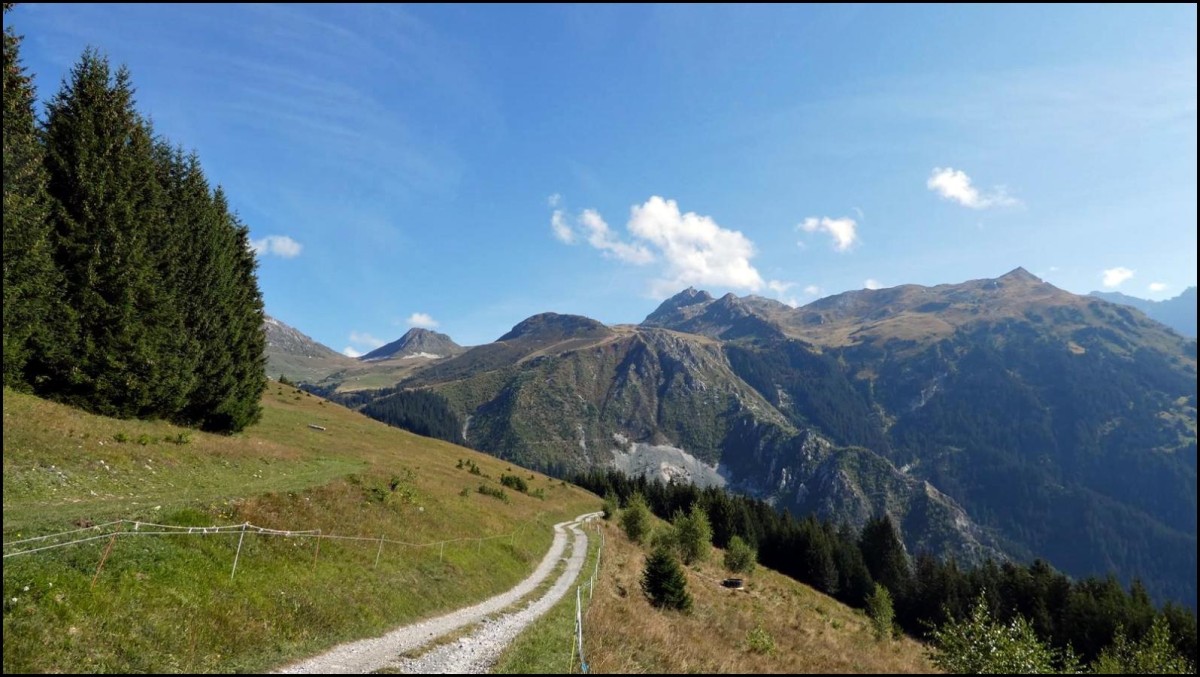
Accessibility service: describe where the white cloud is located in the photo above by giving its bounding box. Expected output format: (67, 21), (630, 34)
(804, 285), (822, 296)
(407, 312), (439, 329)
(628, 196), (767, 295)
(1148, 282), (1169, 292)
(926, 167), (1020, 209)
(249, 234), (303, 258)
(342, 346), (363, 358)
(550, 209), (575, 244)
(798, 216), (859, 252)
(547, 193), (562, 208)
(1101, 267), (1135, 288)
(555, 196), (767, 296)
(581, 209), (655, 264)
(864, 278), (883, 290)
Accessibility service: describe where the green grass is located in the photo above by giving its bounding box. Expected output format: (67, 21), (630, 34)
(493, 521), (603, 674)
(2, 386), (598, 673)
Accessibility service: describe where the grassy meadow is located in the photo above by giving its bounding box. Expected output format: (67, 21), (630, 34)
(2, 384), (598, 673)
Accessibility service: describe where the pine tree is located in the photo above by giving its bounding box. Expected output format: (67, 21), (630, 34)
(642, 543), (692, 612)
(859, 515), (912, 603)
(42, 50), (172, 418)
(2, 5), (70, 390)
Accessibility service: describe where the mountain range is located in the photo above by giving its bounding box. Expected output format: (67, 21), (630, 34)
(1090, 287), (1196, 338)
(265, 268), (1198, 608)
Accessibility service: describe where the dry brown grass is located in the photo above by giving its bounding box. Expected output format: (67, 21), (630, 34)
(585, 520), (938, 674)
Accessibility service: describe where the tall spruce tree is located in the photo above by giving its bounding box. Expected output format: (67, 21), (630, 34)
(42, 49), (175, 418)
(2, 4), (70, 390)
(180, 188), (263, 431)
(859, 514), (912, 604)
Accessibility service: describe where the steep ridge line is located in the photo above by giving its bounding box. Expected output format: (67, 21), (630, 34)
(274, 511), (601, 674)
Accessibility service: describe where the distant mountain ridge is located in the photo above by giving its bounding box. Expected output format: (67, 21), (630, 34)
(292, 268), (1198, 608)
(1090, 287), (1196, 337)
(263, 314), (358, 383)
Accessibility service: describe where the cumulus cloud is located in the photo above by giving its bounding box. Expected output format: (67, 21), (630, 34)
(1101, 267), (1135, 288)
(407, 312), (439, 329)
(553, 196), (768, 296)
(249, 235), (303, 258)
(927, 167), (1020, 209)
(1148, 282), (1169, 292)
(798, 216), (859, 252)
(342, 346), (363, 358)
(864, 278), (883, 290)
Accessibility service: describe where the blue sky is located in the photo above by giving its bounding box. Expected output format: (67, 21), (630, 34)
(10, 4), (1197, 352)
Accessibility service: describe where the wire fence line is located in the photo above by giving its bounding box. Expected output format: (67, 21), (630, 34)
(568, 520), (605, 674)
(2, 511), (551, 584)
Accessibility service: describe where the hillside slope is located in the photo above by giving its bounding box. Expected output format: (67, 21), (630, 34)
(1, 387), (597, 673)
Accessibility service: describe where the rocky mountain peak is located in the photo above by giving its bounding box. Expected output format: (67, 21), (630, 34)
(360, 327), (463, 361)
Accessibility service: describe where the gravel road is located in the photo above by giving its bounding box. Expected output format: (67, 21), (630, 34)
(273, 512), (600, 674)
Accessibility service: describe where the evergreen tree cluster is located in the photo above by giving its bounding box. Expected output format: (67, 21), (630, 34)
(358, 389), (465, 446)
(571, 468), (1198, 666)
(3, 10), (264, 432)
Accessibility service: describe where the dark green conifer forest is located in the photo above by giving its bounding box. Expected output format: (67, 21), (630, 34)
(2, 6), (265, 432)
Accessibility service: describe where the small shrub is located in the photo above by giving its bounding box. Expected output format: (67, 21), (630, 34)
(477, 485), (509, 503)
(459, 487), (470, 497)
(531, 488), (546, 500)
(723, 535), (757, 574)
(164, 432), (191, 445)
(866, 583), (894, 642)
(746, 623), (776, 656)
(113, 432), (128, 443)
(602, 492), (618, 520)
(620, 493), (652, 544)
(136, 433), (154, 446)
(500, 473), (528, 493)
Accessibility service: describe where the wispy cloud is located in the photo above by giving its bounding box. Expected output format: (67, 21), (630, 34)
(804, 285), (822, 297)
(1102, 267), (1135, 288)
(798, 216), (859, 252)
(550, 209), (575, 244)
(547, 193), (562, 208)
(407, 312), (439, 328)
(927, 167), (1020, 209)
(864, 278), (883, 290)
(1148, 282), (1169, 292)
(342, 346), (363, 358)
(249, 234), (303, 258)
